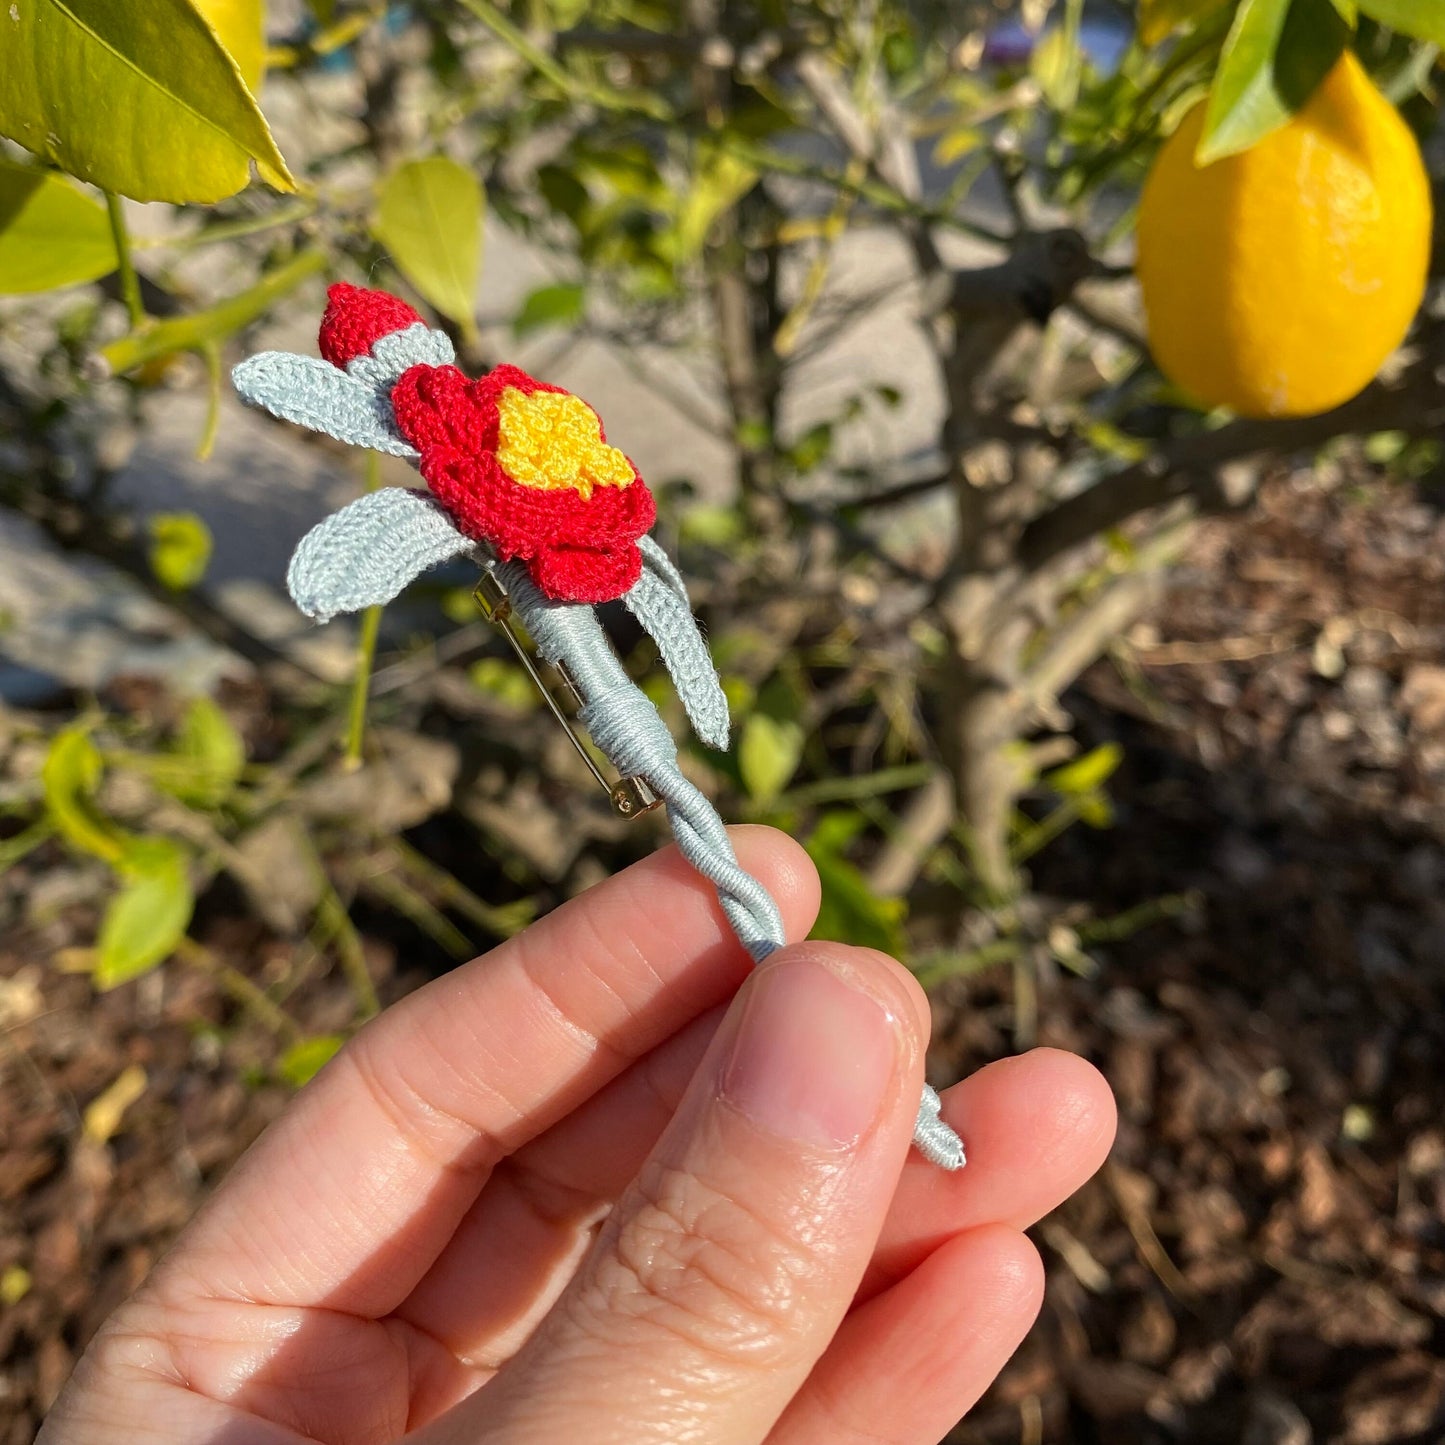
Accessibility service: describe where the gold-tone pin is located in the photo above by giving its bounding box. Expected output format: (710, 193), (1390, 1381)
(473, 572), (661, 820)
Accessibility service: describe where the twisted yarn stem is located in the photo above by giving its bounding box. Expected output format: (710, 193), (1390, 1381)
(496, 559), (965, 1171)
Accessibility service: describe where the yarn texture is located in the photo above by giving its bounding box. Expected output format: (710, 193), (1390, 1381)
(391, 361), (655, 603)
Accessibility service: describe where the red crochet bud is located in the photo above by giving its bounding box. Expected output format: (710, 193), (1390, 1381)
(318, 283), (424, 368)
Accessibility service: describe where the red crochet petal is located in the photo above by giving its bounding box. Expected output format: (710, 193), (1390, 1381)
(394, 353), (656, 604)
(391, 364), (497, 451)
(473, 363), (567, 407)
(533, 542), (644, 603)
(319, 283), (424, 368)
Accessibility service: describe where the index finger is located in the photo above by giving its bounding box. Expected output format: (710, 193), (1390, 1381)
(160, 826), (820, 1321)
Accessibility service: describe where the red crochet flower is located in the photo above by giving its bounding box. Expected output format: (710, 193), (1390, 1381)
(319, 283), (655, 604)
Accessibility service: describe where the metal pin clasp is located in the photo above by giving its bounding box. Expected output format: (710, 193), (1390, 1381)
(473, 572), (662, 821)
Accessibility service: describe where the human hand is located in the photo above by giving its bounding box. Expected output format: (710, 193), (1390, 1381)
(42, 827), (1115, 1445)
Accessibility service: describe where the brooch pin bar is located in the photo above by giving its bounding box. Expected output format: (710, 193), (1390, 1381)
(473, 570), (661, 821)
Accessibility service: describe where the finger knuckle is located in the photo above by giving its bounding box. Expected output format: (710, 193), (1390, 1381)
(572, 1160), (830, 1371)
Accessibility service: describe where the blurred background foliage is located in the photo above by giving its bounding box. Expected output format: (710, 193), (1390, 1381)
(3, 2), (1445, 1438)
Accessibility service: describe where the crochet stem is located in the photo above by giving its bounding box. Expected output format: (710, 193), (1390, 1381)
(495, 558), (966, 1171)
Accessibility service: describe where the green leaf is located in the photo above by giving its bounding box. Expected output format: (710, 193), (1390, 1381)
(148, 512), (213, 591)
(1045, 743), (1124, 796)
(513, 281), (586, 336)
(0, 0), (293, 203)
(1198, 0), (1351, 163)
(42, 727), (128, 865)
(672, 141), (759, 261)
(1031, 9), (1083, 112)
(94, 838), (193, 989)
(191, 0), (266, 91)
(101, 249), (326, 373)
(468, 657), (540, 710)
(739, 713), (805, 806)
(174, 696), (245, 804)
(1138, 0), (1232, 44)
(806, 812), (908, 957)
(371, 156), (484, 334)
(932, 127), (984, 166)
(277, 1034), (345, 1087)
(0, 158), (116, 294)
(1357, 0), (1445, 42)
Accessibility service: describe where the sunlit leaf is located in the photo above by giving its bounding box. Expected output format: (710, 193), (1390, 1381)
(95, 839), (194, 989)
(82, 1064), (148, 1143)
(102, 249), (326, 373)
(0, 0), (293, 203)
(371, 156), (484, 333)
(1198, 0), (1350, 163)
(513, 281), (586, 336)
(42, 727), (127, 865)
(672, 141), (759, 260)
(0, 1267), (31, 1306)
(1031, 22), (1082, 111)
(806, 812), (908, 957)
(175, 696), (245, 804)
(277, 1034), (345, 1087)
(148, 512), (213, 591)
(1138, 0), (1231, 46)
(0, 158), (116, 295)
(932, 127), (985, 166)
(1045, 743), (1124, 795)
(1356, 0), (1445, 42)
(739, 712), (805, 806)
(191, 0), (266, 91)
(468, 657), (540, 710)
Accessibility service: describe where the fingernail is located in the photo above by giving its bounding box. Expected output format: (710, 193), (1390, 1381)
(721, 958), (897, 1149)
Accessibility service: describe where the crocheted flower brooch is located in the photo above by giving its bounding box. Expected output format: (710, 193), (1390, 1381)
(232, 282), (728, 750)
(232, 283), (966, 1170)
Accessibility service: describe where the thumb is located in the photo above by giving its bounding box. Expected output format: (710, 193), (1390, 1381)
(435, 944), (926, 1445)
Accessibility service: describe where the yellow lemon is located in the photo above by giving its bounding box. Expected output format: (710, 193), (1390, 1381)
(1137, 52), (1432, 419)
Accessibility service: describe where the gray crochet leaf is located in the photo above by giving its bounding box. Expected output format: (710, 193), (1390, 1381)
(288, 487), (473, 622)
(624, 565), (730, 751)
(637, 534), (690, 603)
(232, 353), (419, 458)
(346, 323), (455, 388)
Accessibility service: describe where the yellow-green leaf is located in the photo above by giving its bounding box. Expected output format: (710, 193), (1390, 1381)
(0, 1266), (31, 1307)
(42, 727), (128, 865)
(513, 281), (586, 336)
(931, 127), (984, 166)
(468, 657), (540, 711)
(1197, 0), (1350, 164)
(672, 142), (759, 261)
(82, 1064), (148, 1142)
(148, 512), (213, 591)
(174, 696), (245, 804)
(1357, 0), (1445, 42)
(371, 156), (484, 334)
(101, 249), (326, 373)
(739, 712), (805, 806)
(95, 840), (193, 989)
(0, 157), (116, 294)
(277, 1034), (344, 1087)
(1138, 0), (1231, 46)
(190, 0), (266, 92)
(0, 0), (293, 203)
(806, 812), (908, 957)
(1045, 743), (1123, 796)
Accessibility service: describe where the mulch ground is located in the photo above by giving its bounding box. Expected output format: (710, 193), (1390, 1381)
(3, 462), (1444, 1443)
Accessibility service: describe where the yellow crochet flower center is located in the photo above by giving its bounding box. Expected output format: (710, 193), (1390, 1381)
(494, 387), (635, 499)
